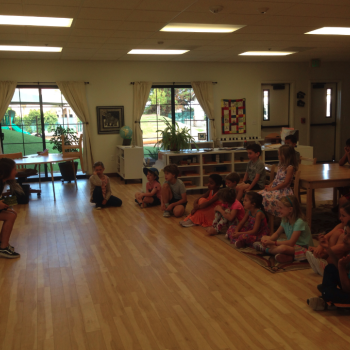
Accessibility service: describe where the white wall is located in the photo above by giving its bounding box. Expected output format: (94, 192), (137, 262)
(1, 59), (349, 172)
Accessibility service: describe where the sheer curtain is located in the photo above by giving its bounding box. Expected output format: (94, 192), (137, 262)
(56, 81), (94, 174)
(191, 81), (216, 144)
(0, 81), (17, 154)
(133, 82), (152, 147)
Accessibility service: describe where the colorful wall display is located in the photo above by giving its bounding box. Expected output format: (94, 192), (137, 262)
(221, 99), (246, 134)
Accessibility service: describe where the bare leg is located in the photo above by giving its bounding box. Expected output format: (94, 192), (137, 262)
(161, 183), (173, 210)
(0, 210), (17, 248)
(142, 196), (154, 208)
(173, 205), (185, 218)
(267, 244), (296, 263)
(236, 183), (249, 202)
(206, 227), (218, 236)
(135, 192), (144, 204)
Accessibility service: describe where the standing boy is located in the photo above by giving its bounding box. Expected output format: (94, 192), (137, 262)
(285, 134), (300, 164)
(236, 144), (266, 202)
(161, 165), (187, 218)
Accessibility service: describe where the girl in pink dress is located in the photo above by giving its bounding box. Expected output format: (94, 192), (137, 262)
(206, 187), (245, 235)
(227, 191), (269, 248)
(259, 145), (298, 217)
(180, 174), (224, 228)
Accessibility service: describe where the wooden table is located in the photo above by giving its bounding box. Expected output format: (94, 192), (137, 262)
(265, 163), (350, 228)
(15, 154), (79, 201)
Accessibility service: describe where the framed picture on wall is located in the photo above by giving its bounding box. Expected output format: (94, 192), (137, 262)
(96, 106), (124, 134)
(198, 133), (207, 140)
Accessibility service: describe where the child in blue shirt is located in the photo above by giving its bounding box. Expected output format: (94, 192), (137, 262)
(254, 195), (313, 263)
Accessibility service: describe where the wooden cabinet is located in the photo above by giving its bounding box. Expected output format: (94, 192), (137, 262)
(116, 146), (143, 184)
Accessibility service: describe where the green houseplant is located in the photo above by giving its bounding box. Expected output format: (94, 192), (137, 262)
(155, 118), (197, 152)
(49, 126), (80, 182)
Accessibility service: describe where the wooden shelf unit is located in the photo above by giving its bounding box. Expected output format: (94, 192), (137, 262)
(116, 145), (144, 184)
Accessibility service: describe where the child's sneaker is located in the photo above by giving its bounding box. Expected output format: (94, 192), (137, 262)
(0, 246), (20, 259)
(95, 205), (102, 210)
(253, 241), (265, 252)
(0, 242), (14, 252)
(163, 211), (171, 217)
(181, 220), (195, 227)
(307, 297), (326, 311)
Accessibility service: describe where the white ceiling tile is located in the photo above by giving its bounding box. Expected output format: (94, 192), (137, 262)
(111, 31), (154, 39)
(0, 26), (26, 34)
(62, 47), (97, 54)
(104, 37), (144, 45)
(120, 21), (166, 31)
(126, 10), (179, 22)
(65, 42), (101, 49)
(0, 3), (23, 15)
(137, 0), (195, 12)
(0, 33), (26, 41)
(90, 55), (123, 61)
(67, 36), (107, 44)
(238, 26), (314, 34)
(119, 54), (173, 61)
(276, 3), (334, 17)
(26, 34), (68, 42)
(185, 0), (246, 14)
(23, 5), (79, 17)
(23, 0), (81, 6)
(70, 28), (115, 38)
(216, 14), (264, 25)
(169, 39), (212, 47)
(73, 19), (123, 31)
(26, 27), (71, 36)
(171, 12), (224, 24)
(148, 32), (192, 40)
(193, 45), (229, 51)
(83, 0), (142, 9)
(137, 39), (181, 47)
(79, 8), (132, 21)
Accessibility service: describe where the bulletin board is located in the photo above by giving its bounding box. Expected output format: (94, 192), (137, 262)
(221, 98), (246, 134)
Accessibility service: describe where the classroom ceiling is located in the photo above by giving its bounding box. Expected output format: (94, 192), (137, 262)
(1, 0), (350, 62)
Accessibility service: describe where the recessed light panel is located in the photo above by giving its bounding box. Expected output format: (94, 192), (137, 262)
(0, 15), (73, 27)
(0, 46), (62, 52)
(160, 23), (245, 33)
(239, 51), (296, 56)
(128, 49), (189, 55)
(306, 27), (350, 35)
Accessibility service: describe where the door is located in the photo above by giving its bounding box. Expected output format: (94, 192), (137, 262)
(261, 84), (290, 138)
(310, 83), (337, 162)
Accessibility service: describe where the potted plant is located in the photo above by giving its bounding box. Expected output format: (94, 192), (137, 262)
(155, 118), (197, 152)
(49, 126), (80, 182)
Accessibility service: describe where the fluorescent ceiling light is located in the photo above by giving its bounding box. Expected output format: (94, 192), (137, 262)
(239, 51), (296, 56)
(128, 49), (188, 55)
(0, 15), (73, 27)
(306, 27), (350, 35)
(0, 46), (62, 52)
(161, 23), (245, 33)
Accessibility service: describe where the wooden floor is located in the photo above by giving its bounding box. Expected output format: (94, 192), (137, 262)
(1, 178), (349, 350)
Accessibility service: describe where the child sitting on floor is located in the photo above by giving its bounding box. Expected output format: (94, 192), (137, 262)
(236, 144), (266, 202)
(224, 171), (241, 191)
(206, 187), (245, 235)
(90, 161), (122, 210)
(227, 192), (269, 248)
(307, 227), (350, 311)
(0, 158), (22, 259)
(161, 165), (187, 218)
(306, 202), (350, 275)
(254, 195), (314, 263)
(135, 167), (161, 209)
(259, 145), (298, 218)
(180, 174), (224, 228)
(284, 134), (300, 164)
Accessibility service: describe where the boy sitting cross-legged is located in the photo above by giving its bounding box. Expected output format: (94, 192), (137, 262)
(236, 144), (266, 202)
(161, 165), (187, 218)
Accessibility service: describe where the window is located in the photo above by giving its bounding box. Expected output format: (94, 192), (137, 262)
(263, 89), (270, 121)
(1, 86), (83, 178)
(141, 86), (208, 158)
(326, 88), (332, 117)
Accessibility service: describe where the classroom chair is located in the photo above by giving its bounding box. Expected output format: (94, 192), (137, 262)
(61, 134), (85, 173)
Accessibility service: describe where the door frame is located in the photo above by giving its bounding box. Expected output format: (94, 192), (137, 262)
(307, 80), (342, 161)
(260, 80), (295, 134)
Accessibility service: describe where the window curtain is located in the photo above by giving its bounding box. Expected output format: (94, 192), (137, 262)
(56, 81), (94, 174)
(0, 81), (17, 154)
(191, 81), (216, 144)
(133, 82), (152, 147)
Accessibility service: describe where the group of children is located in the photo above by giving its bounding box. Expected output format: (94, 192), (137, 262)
(1, 138), (349, 313)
